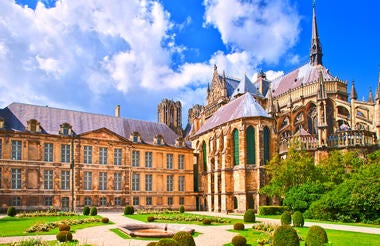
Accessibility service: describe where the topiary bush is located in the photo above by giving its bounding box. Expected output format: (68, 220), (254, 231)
(90, 206), (97, 216)
(83, 206), (90, 216)
(147, 242), (157, 246)
(147, 216), (155, 222)
(243, 209), (255, 222)
(58, 223), (70, 232)
(231, 235), (247, 246)
(281, 211), (292, 225)
(292, 211), (304, 227)
(273, 225), (299, 246)
(101, 217), (109, 223)
(156, 238), (179, 246)
(172, 231), (195, 246)
(202, 218), (211, 225)
(179, 205), (185, 213)
(7, 206), (16, 217)
(305, 225), (328, 246)
(233, 222), (245, 230)
(124, 205), (135, 215)
(56, 231), (73, 242)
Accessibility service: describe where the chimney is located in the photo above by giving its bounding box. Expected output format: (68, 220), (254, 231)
(115, 105), (120, 117)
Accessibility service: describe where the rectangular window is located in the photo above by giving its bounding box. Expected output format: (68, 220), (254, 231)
(167, 175), (173, 192)
(132, 151), (140, 167)
(145, 152), (152, 168)
(114, 148), (122, 165)
(115, 197), (121, 206)
(179, 176), (185, 192)
(99, 147), (108, 165)
(100, 197), (107, 206)
(44, 170), (53, 190)
(61, 170), (70, 190)
(11, 140), (22, 160)
(62, 197), (69, 208)
(132, 173), (140, 191)
(146, 196), (152, 206)
(84, 146), (92, 164)
(145, 174), (152, 191)
(12, 197), (21, 206)
(84, 171), (92, 190)
(133, 197), (139, 205)
(167, 154), (173, 169)
(61, 144), (70, 163)
(44, 197), (53, 206)
(168, 197), (173, 206)
(44, 143), (54, 162)
(11, 168), (21, 189)
(99, 172), (107, 190)
(179, 197), (184, 205)
(178, 155), (185, 169)
(84, 197), (91, 206)
(114, 173), (122, 190)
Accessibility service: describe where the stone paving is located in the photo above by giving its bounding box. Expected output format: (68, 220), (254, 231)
(0, 211), (379, 246)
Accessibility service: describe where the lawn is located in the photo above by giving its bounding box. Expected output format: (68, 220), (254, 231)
(0, 215), (106, 237)
(125, 212), (242, 225)
(224, 227), (380, 246)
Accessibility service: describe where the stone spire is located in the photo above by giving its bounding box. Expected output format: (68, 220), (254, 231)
(267, 87), (275, 115)
(310, 2), (323, 66)
(376, 71), (380, 99)
(350, 81), (357, 100)
(368, 87), (374, 103)
(317, 69), (327, 100)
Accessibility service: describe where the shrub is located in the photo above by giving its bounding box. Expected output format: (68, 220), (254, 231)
(9, 238), (49, 246)
(147, 243), (157, 246)
(273, 225), (299, 246)
(258, 206), (289, 215)
(172, 231), (195, 246)
(179, 205), (185, 213)
(233, 222), (245, 230)
(58, 223), (70, 232)
(292, 211), (304, 227)
(305, 225), (328, 246)
(147, 216), (155, 222)
(90, 206), (97, 216)
(281, 211), (292, 225)
(231, 235), (247, 246)
(202, 218), (211, 225)
(156, 238), (179, 246)
(56, 231), (73, 242)
(124, 205), (135, 215)
(83, 206), (90, 216)
(7, 206), (17, 217)
(243, 209), (255, 222)
(101, 217), (109, 223)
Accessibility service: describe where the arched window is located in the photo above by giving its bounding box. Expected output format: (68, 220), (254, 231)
(233, 129), (239, 165)
(263, 127), (270, 164)
(202, 141), (207, 171)
(233, 196), (238, 209)
(246, 126), (255, 164)
(308, 105), (317, 134)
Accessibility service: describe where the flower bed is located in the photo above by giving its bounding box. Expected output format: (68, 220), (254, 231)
(25, 217), (102, 233)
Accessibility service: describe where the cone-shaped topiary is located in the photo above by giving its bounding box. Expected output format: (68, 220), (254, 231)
(281, 211), (292, 225)
(292, 211), (304, 227)
(273, 225), (299, 246)
(56, 231), (73, 242)
(233, 222), (245, 230)
(179, 205), (185, 213)
(172, 231), (195, 246)
(58, 223), (70, 232)
(305, 225), (328, 246)
(124, 205), (135, 215)
(83, 206), (90, 215)
(243, 209), (255, 222)
(231, 235), (247, 246)
(90, 206), (97, 216)
(7, 206), (16, 217)
(156, 238), (179, 246)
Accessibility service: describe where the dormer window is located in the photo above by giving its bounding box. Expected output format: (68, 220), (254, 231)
(27, 119), (41, 133)
(130, 131), (141, 143)
(154, 135), (164, 145)
(175, 137), (184, 148)
(60, 123), (72, 136)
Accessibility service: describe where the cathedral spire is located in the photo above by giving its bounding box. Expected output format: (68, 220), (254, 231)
(310, 1), (323, 66)
(350, 80), (357, 100)
(368, 87), (374, 103)
(376, 71), (380, 99)
(317, 69), (327, 100)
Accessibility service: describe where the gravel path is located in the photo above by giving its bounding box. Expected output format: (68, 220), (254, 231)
(0, 212), (379, 246)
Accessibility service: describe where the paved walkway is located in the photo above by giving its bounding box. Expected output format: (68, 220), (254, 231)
(0, 212), (379, 246)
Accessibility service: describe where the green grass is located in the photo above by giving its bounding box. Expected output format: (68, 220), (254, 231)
(125, 213), (242, 225)
(110, 228), (131, 239)
(223, 227), (380, 246)
(0, 215), (106, 237)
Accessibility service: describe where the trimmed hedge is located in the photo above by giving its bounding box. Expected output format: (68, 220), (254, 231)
(7, 206), (16, 217)
(179, 205), (185, 213)
(305, 225), (328, 246)
(172, 231), (195, 246)
(258, 206), (289, 215)
(147, 216), (155, 222)
(292, 211), (304, 227)
(202, 218), (211, 225)
(231, 235), (247, 246)
(58, 223), (70, 232)
(233, 222), (245, 230)
(281, 211), (292, 226)
(83, 206), (90, 216)
(243, 209), (255, 222)
(273, 225), (300, 246)
(156, 238), (179, 246)
(56, 231), (73, 242)
(102, 217), (109, 223)
(124, 206), (135, 215)
(90, 206), (97, 216)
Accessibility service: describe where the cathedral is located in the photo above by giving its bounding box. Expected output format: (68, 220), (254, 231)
(157, 5), (379, 213)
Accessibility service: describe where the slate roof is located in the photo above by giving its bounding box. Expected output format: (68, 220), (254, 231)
(231, 75), (263, 98)
(0, 103), (180, 147)
(194, 93), (270, 136)
(223, 76), (240, 98)
(271, 63), (334, 97)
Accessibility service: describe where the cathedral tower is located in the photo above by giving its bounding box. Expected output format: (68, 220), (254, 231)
(157, 99), (183, 136)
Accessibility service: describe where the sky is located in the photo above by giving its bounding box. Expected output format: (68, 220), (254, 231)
(0, 0), (379, 126)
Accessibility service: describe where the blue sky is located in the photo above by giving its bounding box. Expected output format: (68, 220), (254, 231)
(0, 0), (379, 126)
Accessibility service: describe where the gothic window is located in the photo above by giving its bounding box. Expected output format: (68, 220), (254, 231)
(246, 126), (256, 165)
(233, 129), (239, 165)
(263, 127), (270, 164)
(308, 105), (317, 134)
(295, 112), (304, 123)
(202, 141), (207, 171)
(356, 110), (365, 118)
(281, 117), (290, 129)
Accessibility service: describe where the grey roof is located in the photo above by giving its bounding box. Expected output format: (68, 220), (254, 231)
(194, 93), (270, 136)
(231, 75), (263, 98)
(223, 76), (240, 98)
(0, 103), (180, 146)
